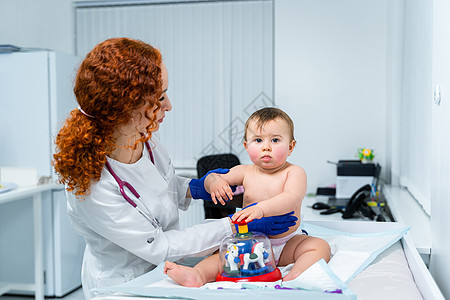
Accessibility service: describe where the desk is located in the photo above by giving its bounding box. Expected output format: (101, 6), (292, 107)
(302, 195), (367, 222)
(0, 183), (58, 300)
(302, 188), (431, 263)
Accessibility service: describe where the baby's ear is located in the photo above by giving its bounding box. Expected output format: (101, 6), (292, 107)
(289, 140), (296, 154)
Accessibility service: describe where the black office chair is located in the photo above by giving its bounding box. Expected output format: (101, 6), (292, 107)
(196, 154), (244, 219)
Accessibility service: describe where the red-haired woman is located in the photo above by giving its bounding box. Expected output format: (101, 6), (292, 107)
(53, 37), (296, 299)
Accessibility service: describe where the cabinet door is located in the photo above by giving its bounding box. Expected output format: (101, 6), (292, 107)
(52, 189), (84, 296)
(430, 0), (450, 297)
(0, 52), (51, 178)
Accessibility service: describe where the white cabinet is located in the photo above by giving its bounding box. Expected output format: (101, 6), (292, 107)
(0, 51), (75, 178)
(0, 50), (84, 297)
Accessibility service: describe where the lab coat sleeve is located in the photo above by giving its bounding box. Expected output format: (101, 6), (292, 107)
(166, 165), (191, 211)
(70, 182), (232, 266)
(163, 218), (232, 261)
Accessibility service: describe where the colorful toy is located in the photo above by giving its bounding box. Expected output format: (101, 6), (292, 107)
(357, 148), (374, 163)
(224, 244), (240, 274)
(242, 242), (269, 271)
(216, 219), (282, 282)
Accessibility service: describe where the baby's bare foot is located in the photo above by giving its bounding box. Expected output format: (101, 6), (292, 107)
(282, 272), (300, 282)
(164, 261), (205, 287)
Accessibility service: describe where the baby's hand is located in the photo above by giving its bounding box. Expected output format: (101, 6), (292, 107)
(208, 174), (234, 205)
(232, 204), (264, 223)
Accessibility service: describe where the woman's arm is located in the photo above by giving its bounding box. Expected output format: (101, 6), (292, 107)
(232, 165), (306, 222)
(71, 180), (234, 265)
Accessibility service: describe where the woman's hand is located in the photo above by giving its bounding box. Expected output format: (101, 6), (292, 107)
(188, 168), (229, 200)
(229, 203), (297, 235)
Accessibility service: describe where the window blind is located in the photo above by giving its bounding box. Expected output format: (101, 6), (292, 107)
(75, 0), (274, 171)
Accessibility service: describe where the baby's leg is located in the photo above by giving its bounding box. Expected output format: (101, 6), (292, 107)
(164, 253), (222, 287)
(277, 235), (331, 281)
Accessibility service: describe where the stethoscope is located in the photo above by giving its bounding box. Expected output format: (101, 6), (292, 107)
(105, 141), (162, 233)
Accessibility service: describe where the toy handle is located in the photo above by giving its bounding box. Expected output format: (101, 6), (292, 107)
(232, 219), (251, 225)
(232, 219), (252, 234)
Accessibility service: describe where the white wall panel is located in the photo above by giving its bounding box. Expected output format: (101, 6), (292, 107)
(275, 0), (389, 193)
(430, 0), (450, 297)
(399, 0), (433, 214)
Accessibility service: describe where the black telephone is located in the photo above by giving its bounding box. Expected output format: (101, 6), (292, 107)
(342, 184), (376, 220)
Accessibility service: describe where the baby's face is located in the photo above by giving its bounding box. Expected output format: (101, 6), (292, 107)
(244, 118), (295, 171)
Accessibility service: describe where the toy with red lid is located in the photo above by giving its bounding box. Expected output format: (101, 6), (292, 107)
(216, 219), (282, 282)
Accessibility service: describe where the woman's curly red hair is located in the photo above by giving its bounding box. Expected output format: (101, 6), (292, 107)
(53, 38), (163, 197)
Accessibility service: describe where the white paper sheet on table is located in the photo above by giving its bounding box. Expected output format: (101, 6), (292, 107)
(302, 222), (410, 283)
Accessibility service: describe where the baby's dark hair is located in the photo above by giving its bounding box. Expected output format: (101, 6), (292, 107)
(243, 107), (295, 141)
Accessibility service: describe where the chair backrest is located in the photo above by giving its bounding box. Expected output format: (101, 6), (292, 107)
(196, 153), (243, 219)
(196, 153), (240, 178)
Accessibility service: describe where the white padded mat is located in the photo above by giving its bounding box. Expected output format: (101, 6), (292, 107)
(348, 241), (423, 300)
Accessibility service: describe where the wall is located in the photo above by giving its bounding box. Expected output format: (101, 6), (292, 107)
(430, 0), (450, 296)
(274, 0), (401, 193)
(0, 0), (401, 194)
(0, 0), (80, 55)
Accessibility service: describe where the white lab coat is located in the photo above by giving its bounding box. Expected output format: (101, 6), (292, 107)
(66, 134), (232, 299)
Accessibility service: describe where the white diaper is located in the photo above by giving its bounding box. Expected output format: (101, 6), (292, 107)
(270, 231), (299, 264)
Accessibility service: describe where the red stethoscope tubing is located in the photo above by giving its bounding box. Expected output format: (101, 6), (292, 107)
(105, 141), (161, 229)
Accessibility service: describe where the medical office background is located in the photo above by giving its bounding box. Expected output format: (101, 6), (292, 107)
(0, 0), (449, 298)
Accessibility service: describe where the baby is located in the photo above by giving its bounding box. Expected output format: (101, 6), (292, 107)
(164, 107), (330, 286)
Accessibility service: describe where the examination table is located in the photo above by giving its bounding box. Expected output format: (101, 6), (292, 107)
(91, 220), (444, 300)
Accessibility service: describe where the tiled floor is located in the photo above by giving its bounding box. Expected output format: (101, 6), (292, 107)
(0, 287), (84, 300)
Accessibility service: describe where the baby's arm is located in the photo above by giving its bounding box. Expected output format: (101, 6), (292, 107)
(232, 166), (306, 222)
(204, 165), (247, 205)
